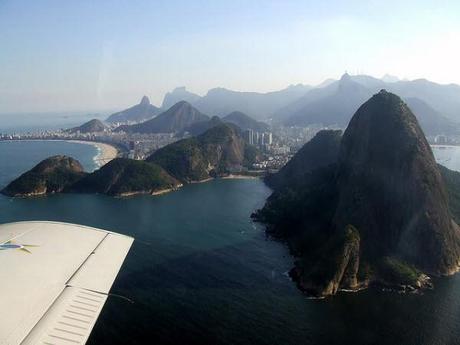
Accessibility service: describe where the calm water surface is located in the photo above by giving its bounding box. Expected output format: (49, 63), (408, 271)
(1, 141), (460, 345)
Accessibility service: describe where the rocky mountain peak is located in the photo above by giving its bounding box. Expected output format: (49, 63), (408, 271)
(140, 95), (150, 105)
(255, 91), (460, 297)
(335, 91), (460, 274)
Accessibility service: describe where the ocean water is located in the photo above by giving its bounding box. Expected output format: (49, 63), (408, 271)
(2, 141), (460, 344)
(432, 145), (460, 172)
(0, 112), (108, 134)
(0, 140), (98, 188)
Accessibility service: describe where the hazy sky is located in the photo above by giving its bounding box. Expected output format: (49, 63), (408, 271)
(1, 0), (459, 113)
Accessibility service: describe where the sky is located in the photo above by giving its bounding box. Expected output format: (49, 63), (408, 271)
(0, 0), (459, 113)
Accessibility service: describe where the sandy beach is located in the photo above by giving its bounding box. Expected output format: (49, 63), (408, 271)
(221, 174), (261, 180)
(68, 140), (119, 168)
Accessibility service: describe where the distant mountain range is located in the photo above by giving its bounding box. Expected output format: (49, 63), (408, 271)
(281, 74), (372, 128)
(116, 101), (210, 134)
(161, 84), (311, 120)
(114, 100), (269, 136)
(107, 74), (460, 135)
(275, 74), (460, 135)
(106, 96), (161, 123)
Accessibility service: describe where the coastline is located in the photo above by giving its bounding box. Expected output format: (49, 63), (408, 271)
(220, 174), (261, 180)
(68, 140), (119, 168)
(1, 139), (119, 169)
(117, 184), (184, 197)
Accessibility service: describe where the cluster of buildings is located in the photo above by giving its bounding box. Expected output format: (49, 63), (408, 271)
(2, 121), (366, 174)
(242, 129), (292, 156)
(272, 125), (332, 150)
(243, 130), (273, 147)
(0, 129), (179, 159)
(252, 154), (293, 172)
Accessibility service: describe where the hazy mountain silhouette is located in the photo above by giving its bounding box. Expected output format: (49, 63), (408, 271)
(276, 74), (460, 135)
(116, 101), (209, 134)
(283, 74), (373, 127)
(222, 111), (269, 131)
(174, 84), (312, 120)
(161, 87), (201, 109)
(67, 119), (106, 133)
(106, 96), (161, 123)
(405, 97), (460, 136)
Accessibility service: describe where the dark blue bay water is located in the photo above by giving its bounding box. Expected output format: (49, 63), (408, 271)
(0, 140), (98, 188)
(2, 141), (460, 344)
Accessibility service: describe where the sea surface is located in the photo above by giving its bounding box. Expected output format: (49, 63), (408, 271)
(2, 141), (460, 345)
(0, 111), (108, 134)
(0, 140), (99, 185)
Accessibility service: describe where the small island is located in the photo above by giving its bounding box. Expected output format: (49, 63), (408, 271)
(2, 156), (86, 196)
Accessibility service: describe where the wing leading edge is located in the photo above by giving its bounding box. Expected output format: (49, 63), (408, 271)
(0, 221), (133, 345)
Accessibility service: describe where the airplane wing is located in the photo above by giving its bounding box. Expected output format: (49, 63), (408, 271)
(0, 221), (134, 345)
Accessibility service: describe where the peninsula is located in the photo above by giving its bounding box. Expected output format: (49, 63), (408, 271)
(2, 123), (258, 197)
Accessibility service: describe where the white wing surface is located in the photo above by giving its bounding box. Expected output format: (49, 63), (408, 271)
(0, 221), (134, 345)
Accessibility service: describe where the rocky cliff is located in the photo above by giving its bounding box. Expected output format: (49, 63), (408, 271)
(254, 90), (460, 297)
(265, 129), (341, 190)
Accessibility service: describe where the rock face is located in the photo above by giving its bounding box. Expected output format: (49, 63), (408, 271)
(67, 119), (106, 133)
(2, 156), (85, 196)
(265, 129), (342, 190)
(70, 158), (180, 196)
(117, 101), (210, 134)
(334, 90), (460, 275)
(106, 96), (161, 123)
(254, 90), (460, 297)
(147, 123), (254, 182)
(290, 225), (361, 296)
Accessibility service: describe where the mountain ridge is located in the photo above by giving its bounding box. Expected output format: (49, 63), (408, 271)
(116, 101), (210, 134)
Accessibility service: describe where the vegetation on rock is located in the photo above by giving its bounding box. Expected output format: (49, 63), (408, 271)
(2, 155), (86, 196)
(254, 90), (460, 297)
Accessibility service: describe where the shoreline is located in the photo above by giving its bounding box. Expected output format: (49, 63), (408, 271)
(220, 174), (261, 180)
(67, 140), (119, 168)
(2, 139), (119, 169)
(117, 184), (184, 197)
